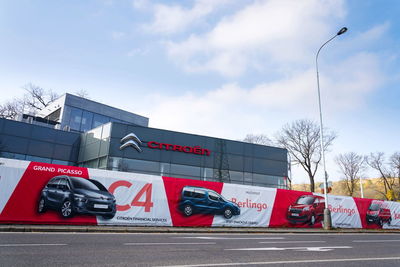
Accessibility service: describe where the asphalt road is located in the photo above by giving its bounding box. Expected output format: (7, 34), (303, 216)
(0, 232), (400, 266)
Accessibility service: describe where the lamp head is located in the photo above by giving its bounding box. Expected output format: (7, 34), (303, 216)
(337, 27), (348, 35)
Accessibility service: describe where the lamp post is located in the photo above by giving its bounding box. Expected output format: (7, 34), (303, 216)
(316, 27), (347, 230)
(359, 176), (364, 198)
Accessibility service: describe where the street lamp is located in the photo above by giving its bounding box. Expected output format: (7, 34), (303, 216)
(316, 27), (347, 230)
(359, 176), (364, 198)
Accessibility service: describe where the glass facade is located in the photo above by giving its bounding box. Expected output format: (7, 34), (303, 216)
(0, 151), (74, 166)
(78, 123), (111, 169)
(0, 118), (80, 165)
(1, 98), (289, 190)
(104, 157), (286, 188)
(78, 122), (289, 189)
(64, 106), (126, 132)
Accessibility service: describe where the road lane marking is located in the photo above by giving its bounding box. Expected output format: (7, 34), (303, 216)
(259, 241), (326, 244)
(124, 242), (216, 246)
(226, 246), (352, 252)
(177, 237), (285, 240)
(353, 239), (400, 243)
(156, 257), (400, 267)
(0, 243), (67, 247)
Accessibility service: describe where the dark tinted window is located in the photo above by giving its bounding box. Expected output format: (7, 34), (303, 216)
(93, 114), (109, 128)
(47, 177), (60, 188)
(296, 196), (315, 205)
(70, 177), (101, 191)
(58, 179), (69, 189)
(90, 179), (108, 192)
(369, 203), (380, 211)
(193, 189), (205, 199)
(208, 191), (219, 201)
(80, 111), (94, 132)
(183, 189), (194, 197)
(69, 107), (83, 131)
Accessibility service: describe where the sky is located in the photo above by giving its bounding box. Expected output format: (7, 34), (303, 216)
(0, 0), (399, 185)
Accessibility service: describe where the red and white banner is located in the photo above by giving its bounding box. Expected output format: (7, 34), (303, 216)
(1, 158), (399, 229)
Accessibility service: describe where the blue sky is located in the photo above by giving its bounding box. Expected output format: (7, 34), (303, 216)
(1, 0), (399, 184)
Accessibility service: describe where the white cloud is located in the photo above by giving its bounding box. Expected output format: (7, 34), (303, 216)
(111, 31), (126, 40)
(166, 0), (346, 76)
(136, 51), (384, 184)
(140, 0), (230, 35)
(128, 1), (392, 184)
(127, 48), (148, 56)
(140, 51), (383, 138)
(322, 52), (385, 111)
(357, 22), (390, 42)
(132, 0), (149, 10)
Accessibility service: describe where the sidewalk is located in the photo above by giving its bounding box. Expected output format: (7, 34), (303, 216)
(1, 224), (399, 233)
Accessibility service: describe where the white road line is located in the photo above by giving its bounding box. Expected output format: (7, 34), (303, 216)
(353, 239), (400, 243)
(259, 241), (326, 244)
(0, 243), (67, 247)
(225, 246), (352, 252)
(156, 256), (400, 267)
(176, 237), (285, 240)
(124, 242), (216, 246)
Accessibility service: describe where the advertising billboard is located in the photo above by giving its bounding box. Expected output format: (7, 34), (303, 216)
(0, 158), (399, 229)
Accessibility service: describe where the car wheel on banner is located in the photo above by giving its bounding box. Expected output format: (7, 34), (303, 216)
(183, 205), (193, 217)
(310, 215), (316, 225)
(61, 200), (73, 218)
(37, 197), (47, 214)
(223, 208), (233, 219)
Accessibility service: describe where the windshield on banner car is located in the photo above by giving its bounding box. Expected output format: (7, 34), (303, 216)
(296, 196), (315, 205)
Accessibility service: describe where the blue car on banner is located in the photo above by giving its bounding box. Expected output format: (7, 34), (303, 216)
(178, 186), (240, 219)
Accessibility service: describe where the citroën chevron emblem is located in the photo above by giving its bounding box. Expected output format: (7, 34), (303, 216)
(119, 132), (143, 152)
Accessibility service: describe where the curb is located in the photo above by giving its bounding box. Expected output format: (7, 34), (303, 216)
(1, 225), (400, 234)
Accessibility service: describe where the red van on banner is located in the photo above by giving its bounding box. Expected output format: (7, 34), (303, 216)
(366, 200), (392, 226)
(1, 158), (400, 229)
(287, 195), (325, 225)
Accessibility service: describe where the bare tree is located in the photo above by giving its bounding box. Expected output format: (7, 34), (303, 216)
(335, 152), (364, 196)
(366, 152), (398, 200)
(0, 99), (24, 119)
(22, 83), (59, 113)
(275, 119), (336, 192)
(390, 152), (400, 187)
(0, 83), (59, 119)
(242, 134), (273, 146)
(75, 89), (91, 99)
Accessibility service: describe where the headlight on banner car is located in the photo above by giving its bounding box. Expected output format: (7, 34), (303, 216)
(303, 206), (310, 211)
(288, 205), (292, 211)
(74, 194), (87, 202)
